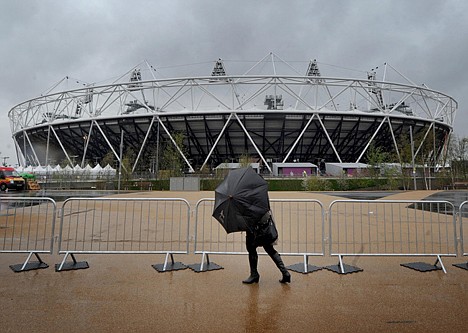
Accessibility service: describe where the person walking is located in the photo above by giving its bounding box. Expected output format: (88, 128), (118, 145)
(242, 211), (291, 284)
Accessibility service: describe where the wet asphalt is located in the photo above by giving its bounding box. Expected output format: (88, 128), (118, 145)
(0, 190), (466, 332)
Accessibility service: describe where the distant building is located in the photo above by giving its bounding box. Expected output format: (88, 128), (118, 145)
(325, 162), (370, 177)
(215, 163), (260, 173)
(272, 162), (317, 177)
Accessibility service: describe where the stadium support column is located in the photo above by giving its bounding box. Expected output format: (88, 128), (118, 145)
(156, 116), (195, 173)
(200, 113), (234, 171)
(283, 114), (317, 163)
(356, 116), (388, 163)
(81, 122), (94, 168)
(132, 115), (156, 173)
(234, 113), (272, 174)
(23, 130), (41, 166)
(50, 126), (76, 167)
(94, 121), (125, 172)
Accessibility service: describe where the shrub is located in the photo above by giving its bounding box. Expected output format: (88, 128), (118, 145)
(302, 177), (332, 191)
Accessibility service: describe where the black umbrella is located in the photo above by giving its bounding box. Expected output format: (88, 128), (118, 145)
(212, 167), (270, 234)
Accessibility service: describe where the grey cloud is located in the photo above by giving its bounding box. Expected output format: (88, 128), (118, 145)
(1, 0), (467, 164)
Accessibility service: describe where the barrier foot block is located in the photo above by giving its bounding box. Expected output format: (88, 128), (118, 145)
(55, 261), (89, 272)
(187, 262), (223, 272)
(400, 262), (442, 272)
(452, 262), (468, 270)
(152, 262), (187, 272)
(10, 262), (49, 272)
(287, 263), (322, 274)
(323, 264), (363, 274)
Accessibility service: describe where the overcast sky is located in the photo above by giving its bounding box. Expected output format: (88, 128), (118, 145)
(1, 0), (467, 166)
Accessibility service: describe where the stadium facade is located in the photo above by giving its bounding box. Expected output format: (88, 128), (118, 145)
(8, 53), (457, 174)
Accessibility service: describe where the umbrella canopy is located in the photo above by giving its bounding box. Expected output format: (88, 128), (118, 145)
(213, 167), (270, 234)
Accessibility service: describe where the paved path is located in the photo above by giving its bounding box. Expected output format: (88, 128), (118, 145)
(0, 191), (466, 332)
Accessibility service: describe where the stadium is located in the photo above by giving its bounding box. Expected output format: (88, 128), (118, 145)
(8, 53), (457, 175)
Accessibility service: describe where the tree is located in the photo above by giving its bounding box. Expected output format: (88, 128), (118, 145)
(365, 143), (388, 179)
(448, 134), (468, 180)
(121, 148), (135, 181)
(160, 132), (185, 177)
(101, 151), (115, 167)
(239, 153), (251, 167)
(393, 133), (414, 190)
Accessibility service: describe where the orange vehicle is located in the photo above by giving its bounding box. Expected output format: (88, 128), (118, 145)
(0, 167), (25, 191)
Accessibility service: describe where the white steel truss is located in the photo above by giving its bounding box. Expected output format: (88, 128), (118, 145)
(7, 54), (457, 172)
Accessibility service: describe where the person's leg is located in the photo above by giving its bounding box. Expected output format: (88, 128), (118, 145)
(243, 233), (260, 284)
(264, 245), (291, 283)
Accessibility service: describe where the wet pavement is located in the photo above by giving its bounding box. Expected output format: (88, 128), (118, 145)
(0, 189), (122, 201)
(322, 190), (468, 206)
(0, 190), (467, 332)
(320, 191), (402, 200)
(425, 190), (468, 208)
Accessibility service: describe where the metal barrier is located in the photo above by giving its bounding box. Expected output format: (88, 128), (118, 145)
(0, 197), (57, 272)
(327, 200), (457, 274)
(56, 197), (190, 272)
(453, 201), (468, 270)
(192, 198), (325, 273)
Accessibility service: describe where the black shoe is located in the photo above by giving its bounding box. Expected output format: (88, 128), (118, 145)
(242, 274), (260, 284)
(279, 272), (291, 284)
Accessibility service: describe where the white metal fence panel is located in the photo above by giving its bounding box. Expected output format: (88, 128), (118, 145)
(0, 197), (56, 254)
(460, 201), (467, 256)
(195, 198), (324, 256)
(328, 200), (457, 256)
(0, 197), (57, 271)
(56, 198), (190, 271)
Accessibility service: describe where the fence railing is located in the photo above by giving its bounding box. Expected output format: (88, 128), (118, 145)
(328, 200), (457, 273)
(453, 201), (468, 270)
(459, 201), (467, 256)
(192, 198), (325, 272)
(2, 196), (467, 275)
(56, 197), (190, 272)
(0, 197), (56, 272)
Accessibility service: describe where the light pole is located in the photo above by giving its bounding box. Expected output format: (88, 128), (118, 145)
(410, 126), (417, 190)
(2, 156), (9, 166)
(118, 130), (124, 193)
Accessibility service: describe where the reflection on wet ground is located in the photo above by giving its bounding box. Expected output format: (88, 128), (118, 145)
(2, 189), (468, 214)
(0, 190), (121, 202)
(0, 189), (466, 332)
(426, 191), (468, 216)
(325, 190), (468, 216)
(1, 189), (467, 203)
(323, 190), (468, 206)
(0, 190), (122, 211)
(321, 191), (402, 200)
(425, 191), (468, 207)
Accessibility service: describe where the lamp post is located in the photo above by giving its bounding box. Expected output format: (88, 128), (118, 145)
(410, 126), (417, 190)
(118, 130), (124, 193)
